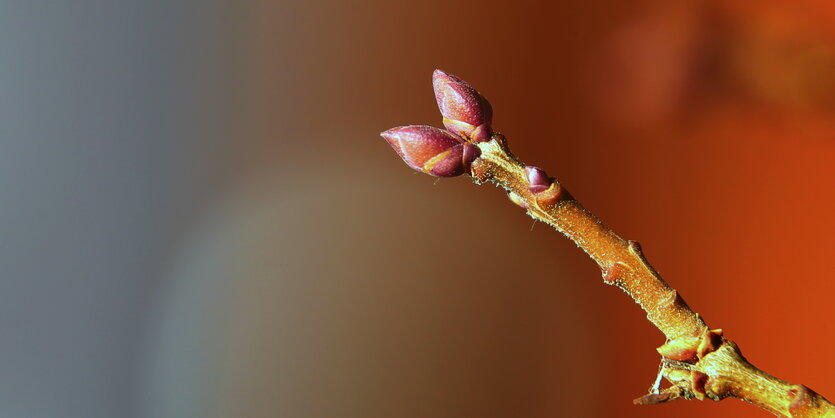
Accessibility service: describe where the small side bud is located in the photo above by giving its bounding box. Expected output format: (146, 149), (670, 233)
(656, 337), (700, 363)
(433, 69), (493, 142)
(381, 125), (479, 177)
(525, 166), (551, 193)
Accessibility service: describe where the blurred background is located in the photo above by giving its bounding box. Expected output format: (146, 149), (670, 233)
(1, 0), (833, 417)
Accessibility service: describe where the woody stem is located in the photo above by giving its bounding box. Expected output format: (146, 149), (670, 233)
(466, 133), (835, 417)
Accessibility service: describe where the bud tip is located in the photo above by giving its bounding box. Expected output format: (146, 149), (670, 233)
(432, 69), (493, 142)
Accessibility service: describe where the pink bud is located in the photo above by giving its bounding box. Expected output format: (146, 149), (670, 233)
(381, 125), (481, 177)
(433, 69), (493, 142)
(525, 166), (551, 193)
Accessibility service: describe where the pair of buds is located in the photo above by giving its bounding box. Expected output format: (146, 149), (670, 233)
(381, 70), (493, 177)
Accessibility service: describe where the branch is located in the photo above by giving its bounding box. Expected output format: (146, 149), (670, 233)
(471, 133), (834, 417)
(381, 70), (835, 417)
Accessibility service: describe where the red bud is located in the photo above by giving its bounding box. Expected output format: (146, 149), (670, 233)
(525, 166), (551, 193)
(381, 125), (480, 177)
(432, 69), (493, 142)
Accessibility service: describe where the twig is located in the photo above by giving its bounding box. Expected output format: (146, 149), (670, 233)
(381, 70), (835, 417)
(473, 133), (833, 417)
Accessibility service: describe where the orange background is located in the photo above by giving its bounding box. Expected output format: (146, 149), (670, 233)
(5, 1), (831, 417)
(199, 0), (835, 417)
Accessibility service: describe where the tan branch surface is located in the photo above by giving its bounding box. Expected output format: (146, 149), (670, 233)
(469, 133), (835, 418)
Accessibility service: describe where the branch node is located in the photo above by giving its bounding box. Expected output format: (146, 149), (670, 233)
(690, 370), (710, 401)
(533, 181), (563, 207)
(659, 289), (679, 309)
(657, 336), (700, 363)
(602, 261), (628, 284)
(697, 328), (724, 359)
(507, 191), (529, 209)
(627, 240), (643, 256)
(788, 384), (829, 416)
